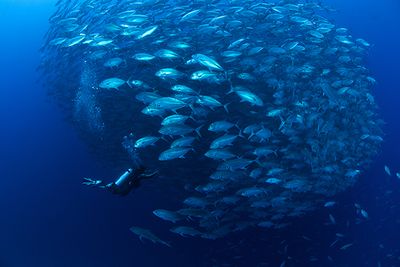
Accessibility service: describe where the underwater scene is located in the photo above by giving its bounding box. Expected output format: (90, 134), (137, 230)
(1, 0), (399, 266)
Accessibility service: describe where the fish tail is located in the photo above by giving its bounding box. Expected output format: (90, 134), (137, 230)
(195, 125), (203, 137)
(223, 103), (230, 113)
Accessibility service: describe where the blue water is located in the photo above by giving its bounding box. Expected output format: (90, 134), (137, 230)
(1, 0), (399, 266)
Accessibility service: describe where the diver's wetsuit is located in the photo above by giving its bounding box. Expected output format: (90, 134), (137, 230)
(107, 166), (156, 196)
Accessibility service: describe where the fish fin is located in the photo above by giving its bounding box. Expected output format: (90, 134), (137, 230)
(255, 159), (262, 166)
(223, 103), (230, 113)
(279, 119), (286, 130)
(248, 132), (254, 140)
(195, 125), (203, 137)
(234, 121), (240, 131)
(238, 130), (245, 138)
(189, 114), (196, 122)
(226, 76), (234, 94)
(127, 76), (133, 88)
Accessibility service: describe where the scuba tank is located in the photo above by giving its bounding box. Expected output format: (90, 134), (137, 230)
(107, 167), (146, 195)
(114, 168), (134, 188)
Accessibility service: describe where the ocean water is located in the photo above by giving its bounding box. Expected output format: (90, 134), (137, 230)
(0, 1), (399, 267)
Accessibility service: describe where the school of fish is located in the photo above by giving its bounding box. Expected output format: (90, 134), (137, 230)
(40, 0), (383, 240)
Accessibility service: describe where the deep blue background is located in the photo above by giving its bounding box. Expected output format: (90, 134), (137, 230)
(0, 1), (399, 266)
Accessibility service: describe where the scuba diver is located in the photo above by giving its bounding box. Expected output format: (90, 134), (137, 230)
(83, 166), (158, 196)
